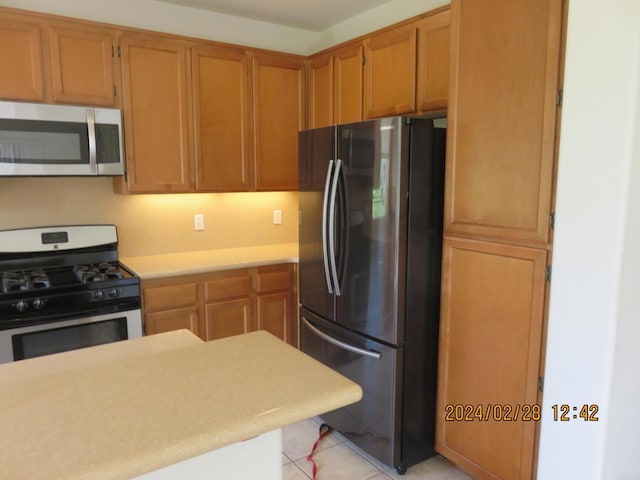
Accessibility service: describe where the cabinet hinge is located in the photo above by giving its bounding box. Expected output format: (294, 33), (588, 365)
(545, 265), (552, 282)
(113, 85), (116, 98)
(538, 376), (544, 391)
(549, 212), (555, 230)
(362, 53), (366, 66)
(556, 88), (563, 106)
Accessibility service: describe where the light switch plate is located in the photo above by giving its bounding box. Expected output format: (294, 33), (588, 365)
(194, 214), (205, 231)
(273, 210), (282, 225)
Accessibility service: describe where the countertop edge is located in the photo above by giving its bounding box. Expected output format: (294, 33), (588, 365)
(120, 244), (299, 280)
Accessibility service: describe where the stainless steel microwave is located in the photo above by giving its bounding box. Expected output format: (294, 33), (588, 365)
(0, 101), (124, 176)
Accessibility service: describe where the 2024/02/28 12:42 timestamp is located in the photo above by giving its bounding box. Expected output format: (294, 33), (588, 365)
(552, 404), (599, 422)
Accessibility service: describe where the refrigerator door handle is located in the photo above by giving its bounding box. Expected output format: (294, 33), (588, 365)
(322, 160), (335, 294)
(303, 317), (381, 360)
(328, 159), (342, 296)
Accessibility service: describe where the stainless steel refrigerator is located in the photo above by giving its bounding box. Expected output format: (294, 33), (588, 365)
(298, 116), (446, 475)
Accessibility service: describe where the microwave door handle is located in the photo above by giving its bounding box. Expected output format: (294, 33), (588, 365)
(86, 108), (97, 174)
(322, 160), (334, 294)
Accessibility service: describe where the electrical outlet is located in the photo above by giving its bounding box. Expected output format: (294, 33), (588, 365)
(194, 214), (205, 231)
(273, 209), (282, 225)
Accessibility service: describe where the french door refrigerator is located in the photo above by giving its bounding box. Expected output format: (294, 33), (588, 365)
(298, 116), (446, 474)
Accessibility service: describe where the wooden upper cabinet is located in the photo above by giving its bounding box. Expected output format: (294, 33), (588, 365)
(308, 42), (364, 128)
(445, 0), (563, 244)
(120, 34), (192, 193)
(192, 45), (252, 191)
(252, 52), (305, 191)
(334, 43), (363, 125)
(48, 24), (117, 106)
(436, 237), (547, 479)
(308, 53), (333, 129)
(417, 9), (450, 111)
(0, 17), (45, 101)
(364, 25), (417, 118)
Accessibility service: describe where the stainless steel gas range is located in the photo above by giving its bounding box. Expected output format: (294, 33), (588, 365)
(0, 225), (142, 364)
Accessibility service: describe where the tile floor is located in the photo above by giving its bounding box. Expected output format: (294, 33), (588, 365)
(282, 417), (474, 480)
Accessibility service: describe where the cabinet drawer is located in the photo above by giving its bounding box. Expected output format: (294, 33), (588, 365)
(204, 270), (252, 301)
(143, 282), (197, 311)
(256, 265), (291, 293)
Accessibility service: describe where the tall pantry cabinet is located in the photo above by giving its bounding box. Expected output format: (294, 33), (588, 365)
(435, 1), (564, 479)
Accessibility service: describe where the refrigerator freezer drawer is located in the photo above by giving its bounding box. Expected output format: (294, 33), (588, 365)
(300, 310), (403, 468)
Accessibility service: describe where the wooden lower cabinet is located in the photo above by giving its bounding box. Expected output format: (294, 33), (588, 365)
(436, 236), (547, 480)
(145, 307), (200, 338)
(204, 298), (253, 341)
(257, 292), (290, 344)
(141, 263), (298, 347)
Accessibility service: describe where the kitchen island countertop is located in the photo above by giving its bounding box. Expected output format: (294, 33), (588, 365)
(120, 243), (298, 279)
(0, 330), (361, 480)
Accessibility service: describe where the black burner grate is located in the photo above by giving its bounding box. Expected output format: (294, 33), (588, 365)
(1, 270), (50, 293)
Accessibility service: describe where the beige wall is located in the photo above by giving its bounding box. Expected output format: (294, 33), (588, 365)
(0, 178), (298, 258)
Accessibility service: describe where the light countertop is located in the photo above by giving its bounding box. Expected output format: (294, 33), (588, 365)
(120, 243), (298, 279)
(0, 330), (361, 480)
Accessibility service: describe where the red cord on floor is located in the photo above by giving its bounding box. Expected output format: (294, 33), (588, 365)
(306, 423), (333, 479)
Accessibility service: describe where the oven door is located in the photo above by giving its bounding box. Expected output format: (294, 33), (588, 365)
(0, 309), (142, 364)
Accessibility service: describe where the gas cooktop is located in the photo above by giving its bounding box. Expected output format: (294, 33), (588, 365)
(0, 225), (140, 330)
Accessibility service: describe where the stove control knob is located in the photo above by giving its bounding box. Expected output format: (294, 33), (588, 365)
(93, 290), (104, 301)
(32, 298), (45, 310)
(108, 288), (119, 298)
(15, 300), (28, 313)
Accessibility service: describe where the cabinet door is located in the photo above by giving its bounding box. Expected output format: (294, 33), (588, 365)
(363, 26), (417, 118)
(192, 45), (252, 191)
(252, 53), (305, 191)
(308, 53), (333, 129)
(48, 24), (117, 106)
(256, 264), (297, 347)
(444, 0), (563, 243)
(204, 298), (253, 341)
(0, 17), (44, 101)
(120, 34), (192, 192)
(436, 237), (547, 479)
(417, 10), (450, 111)
(145, 307), (200, 338)
(334, 43), (363, 125)
(257, 292), (290, 345)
